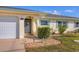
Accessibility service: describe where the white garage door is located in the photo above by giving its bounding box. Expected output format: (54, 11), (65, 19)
(0, 16), (18, 39)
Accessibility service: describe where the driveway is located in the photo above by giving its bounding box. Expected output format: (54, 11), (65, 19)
(0, 39), (25, 52)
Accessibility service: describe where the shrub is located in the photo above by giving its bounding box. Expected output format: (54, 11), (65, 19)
(58, 24), (67, 34)
(37, 27), (50, 39)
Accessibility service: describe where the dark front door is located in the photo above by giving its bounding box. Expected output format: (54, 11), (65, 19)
(25, 19), (31, 33)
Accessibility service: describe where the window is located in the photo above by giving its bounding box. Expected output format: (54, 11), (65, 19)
(75, 22), (79, 27)
(40, 20), (49, 25)
(57, 21), (67, 26)
(63, 22), (67, 26)
(58, 21), (62, 25)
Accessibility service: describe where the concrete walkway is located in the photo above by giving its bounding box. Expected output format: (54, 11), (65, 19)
(0, 39), (25, 52)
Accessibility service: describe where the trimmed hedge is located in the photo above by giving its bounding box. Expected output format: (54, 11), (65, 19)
(37, 27), (50, 39)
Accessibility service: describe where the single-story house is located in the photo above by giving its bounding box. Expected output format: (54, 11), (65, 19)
(0, 6), (79, 39)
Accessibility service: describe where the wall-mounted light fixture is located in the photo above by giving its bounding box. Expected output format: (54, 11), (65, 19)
(20, 18), (24, 20)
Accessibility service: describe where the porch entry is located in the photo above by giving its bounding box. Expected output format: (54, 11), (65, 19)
(24, 18), (31, 33)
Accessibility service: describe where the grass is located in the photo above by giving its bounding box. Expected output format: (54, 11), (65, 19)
(25, 33), (79, 52)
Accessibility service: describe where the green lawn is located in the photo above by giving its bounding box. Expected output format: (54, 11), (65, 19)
(26, 34), (79, 52)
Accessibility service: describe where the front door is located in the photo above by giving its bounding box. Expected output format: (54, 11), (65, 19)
(25, 19), (31, 33)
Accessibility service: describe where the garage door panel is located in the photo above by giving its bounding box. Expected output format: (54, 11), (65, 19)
(0, 22), (16, 39)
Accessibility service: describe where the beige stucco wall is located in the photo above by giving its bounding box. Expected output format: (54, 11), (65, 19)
(36, 19), (76, 34)
(50, 20), (59, 33)
(50, 20), (75, 33)
(36, 19), (59, 34)
(16, 16), (25, 39)
(19, 17), (25, 39)
(31, 17), (37, 36)
(64, 21), (75, 33)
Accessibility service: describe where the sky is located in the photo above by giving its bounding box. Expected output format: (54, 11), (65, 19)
(13, 6), (79, 18)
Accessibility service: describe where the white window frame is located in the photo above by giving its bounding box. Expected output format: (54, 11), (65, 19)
(40, 19), (49, 26)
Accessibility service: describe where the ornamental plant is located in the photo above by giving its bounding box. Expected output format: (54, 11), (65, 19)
(38, 27), (50, 39)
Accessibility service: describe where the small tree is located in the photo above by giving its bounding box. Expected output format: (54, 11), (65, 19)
(58, 24), (67, 34)
(38, 27), (50, 39)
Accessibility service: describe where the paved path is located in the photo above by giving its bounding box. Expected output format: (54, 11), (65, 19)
(0, 39), (25, 52)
